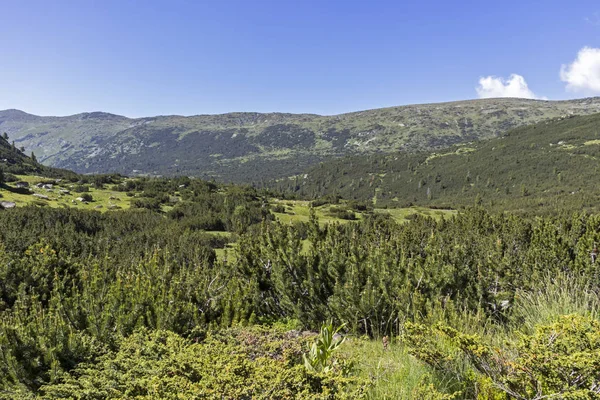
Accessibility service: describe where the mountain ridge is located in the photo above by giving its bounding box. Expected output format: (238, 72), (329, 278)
(3, 97), (600, 182)
(269, 111), (600, 214)
(7, 96), (600, 119)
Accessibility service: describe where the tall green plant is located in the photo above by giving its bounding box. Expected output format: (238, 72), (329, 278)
(303, 321), (346, 373)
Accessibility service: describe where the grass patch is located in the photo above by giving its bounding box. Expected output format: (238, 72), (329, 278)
(270, 199), (360, 225)
(215, 244), (237, 263)
(375, 206), (456, 223)
(342, 339), (448, 399)
(0, 175), (132, 211)
(426, 146), (475, 163)
(270, 200), (457, 225)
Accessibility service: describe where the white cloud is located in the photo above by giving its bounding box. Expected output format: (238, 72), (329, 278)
(476, 74), (541, 99)
(560, 47), (600, 93)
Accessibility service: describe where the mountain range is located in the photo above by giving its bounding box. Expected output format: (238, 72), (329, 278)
(2, 97), (600, 182)
(269, 111), (600, 214)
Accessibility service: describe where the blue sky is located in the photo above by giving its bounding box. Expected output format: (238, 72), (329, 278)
(1, 0), (599, 117)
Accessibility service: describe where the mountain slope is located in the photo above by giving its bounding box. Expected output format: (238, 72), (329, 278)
(270, 112), (600, 214)
(2, 97), (600, 182)
(0, 133), (78, 179)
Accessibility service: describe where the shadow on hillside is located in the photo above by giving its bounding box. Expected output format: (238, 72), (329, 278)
(0, 184), (32, 195)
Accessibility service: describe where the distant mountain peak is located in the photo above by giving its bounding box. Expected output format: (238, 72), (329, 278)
(75, 111), (128, 121)
(0, 109), (36, 117)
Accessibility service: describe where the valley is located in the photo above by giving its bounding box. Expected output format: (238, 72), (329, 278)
(6, 2), (600, 397)
(2, 105), (600, 399)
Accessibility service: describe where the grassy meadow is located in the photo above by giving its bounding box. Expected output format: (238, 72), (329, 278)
(0, 175), (132, 211)
(270, 198), (456, 224)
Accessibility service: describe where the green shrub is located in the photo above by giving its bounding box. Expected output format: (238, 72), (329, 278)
(404, 315), (600, 399)
(2, 173), (18, 183)
(80, 193), (93, 202)
(272, 204), (286, 213)
(347, 200), (372, 212)
(40, 327), (368, 399)
(131, 198), (161, 211)
(327, 206), (356, 220)
(311, 194), (341, 208)
(73, 185), (89, 193)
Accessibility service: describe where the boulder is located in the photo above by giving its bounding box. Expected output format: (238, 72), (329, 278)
(0, 201), (16, 209)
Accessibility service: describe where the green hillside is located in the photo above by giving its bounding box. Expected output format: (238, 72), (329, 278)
(270, 112), (600, 214)
(0, 133), (77, 179)
(3, 97), (600, 182)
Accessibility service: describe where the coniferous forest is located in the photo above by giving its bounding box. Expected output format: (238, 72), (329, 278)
(2, 148), (600, 398)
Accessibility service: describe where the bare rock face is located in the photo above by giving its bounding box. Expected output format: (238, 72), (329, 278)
(33, 194), (49, 200)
